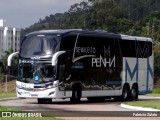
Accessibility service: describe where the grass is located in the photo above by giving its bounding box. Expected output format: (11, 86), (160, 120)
(147, 93), (160, 96)
(0, 80), (16, 99)
(0, 80), (16, 93)
(0, 106), (20, 111)
(0, 117), (61, 120)
(124, 88), (160, 110)
(0, 92), (16, 99)
(124, 100), (160, 110)
(0, 106), (62, 120)
(152, 88), (160, 94)
(146, 88), (160, 96)
(0, 80), (61, 120)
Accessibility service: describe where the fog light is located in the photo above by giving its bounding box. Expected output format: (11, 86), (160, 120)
(49, 91), (55, 96)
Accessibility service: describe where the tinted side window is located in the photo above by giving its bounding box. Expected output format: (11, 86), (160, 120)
(120, 40), (152, 58)
(120, 40), (136, 57)
(60, 36), (76, 51)
(136, 41), (152, 58)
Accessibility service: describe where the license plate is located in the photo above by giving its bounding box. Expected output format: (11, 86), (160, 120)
(31, 94), (38, 97)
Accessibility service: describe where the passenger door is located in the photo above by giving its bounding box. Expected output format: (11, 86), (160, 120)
(57, 52), (72, 96)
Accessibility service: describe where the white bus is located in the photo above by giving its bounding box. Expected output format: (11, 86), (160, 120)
(8, 29), (153, 103)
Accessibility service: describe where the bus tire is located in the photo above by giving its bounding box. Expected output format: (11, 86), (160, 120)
(122, 84), (131, 101)
(131, 84), (138, 100)
(70, 85), (81, 103)
(37, 98), (52, 104)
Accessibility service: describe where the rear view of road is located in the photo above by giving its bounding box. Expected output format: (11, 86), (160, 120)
(0, 96), (159, 120)
(0, 98), (130, 112)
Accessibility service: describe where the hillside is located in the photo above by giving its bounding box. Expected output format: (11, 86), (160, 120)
(21, 0), (160, 76)
(21, 0), (160, 40)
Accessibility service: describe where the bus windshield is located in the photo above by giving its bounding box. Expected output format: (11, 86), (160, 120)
(18, 62), (55, 83)
(20, 34), (59, 58)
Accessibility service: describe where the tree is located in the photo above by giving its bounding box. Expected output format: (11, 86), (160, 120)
(0, 49), (18, 75)
(154, 45), (160, 77)
(137, 11), (160, 46)
(65, 1), (90, 29)
(15, 0), (160, 77)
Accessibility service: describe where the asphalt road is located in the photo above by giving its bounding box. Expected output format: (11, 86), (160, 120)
(0, 96), (160, 119)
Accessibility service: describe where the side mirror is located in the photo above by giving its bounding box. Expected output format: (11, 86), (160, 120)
(52, 51), (66, 66)
(7, 52), (19, 66)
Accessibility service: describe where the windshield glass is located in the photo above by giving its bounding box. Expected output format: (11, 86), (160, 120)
(20, 35), (59, 58)
(18, 62), (55, 83)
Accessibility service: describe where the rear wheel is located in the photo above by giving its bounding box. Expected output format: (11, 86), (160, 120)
(70, 85), (81, 103)
(37, 98), (52, 104)
(131, 85), (138, 100)
(122, 85), (131, 101)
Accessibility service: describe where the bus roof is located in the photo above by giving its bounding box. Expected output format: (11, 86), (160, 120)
(26, 29), (120, 38)
(26, 29), (152, 42)
(121, 34), (152, 42)
(26, 29), (82, 35)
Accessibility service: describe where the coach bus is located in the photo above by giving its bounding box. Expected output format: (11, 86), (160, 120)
(7, 29), (153, 103)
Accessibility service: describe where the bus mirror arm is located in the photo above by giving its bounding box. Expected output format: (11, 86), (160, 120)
(7, 52), (19, 66)
(52, 51), (66, 66)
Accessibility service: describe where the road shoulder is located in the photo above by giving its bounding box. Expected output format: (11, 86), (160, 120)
(121, 103), (160, 111)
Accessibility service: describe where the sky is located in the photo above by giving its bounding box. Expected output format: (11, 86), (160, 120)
(0, 0), (86, 28)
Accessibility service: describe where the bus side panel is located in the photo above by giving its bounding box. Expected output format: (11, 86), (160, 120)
(138, 58), (148, 93)
(81, 90), (121, 97)
(123, 56), (153, 94)
(147, 55), (154, 93)
(122, 57), (139, 88)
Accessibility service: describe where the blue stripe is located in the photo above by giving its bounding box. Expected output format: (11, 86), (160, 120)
(136, 57), (138, 82)
(147, 58), (154, 92)
(125, 59), (138, 82)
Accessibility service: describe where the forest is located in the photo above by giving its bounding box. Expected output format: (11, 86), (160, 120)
(14, 0), (160, 77)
